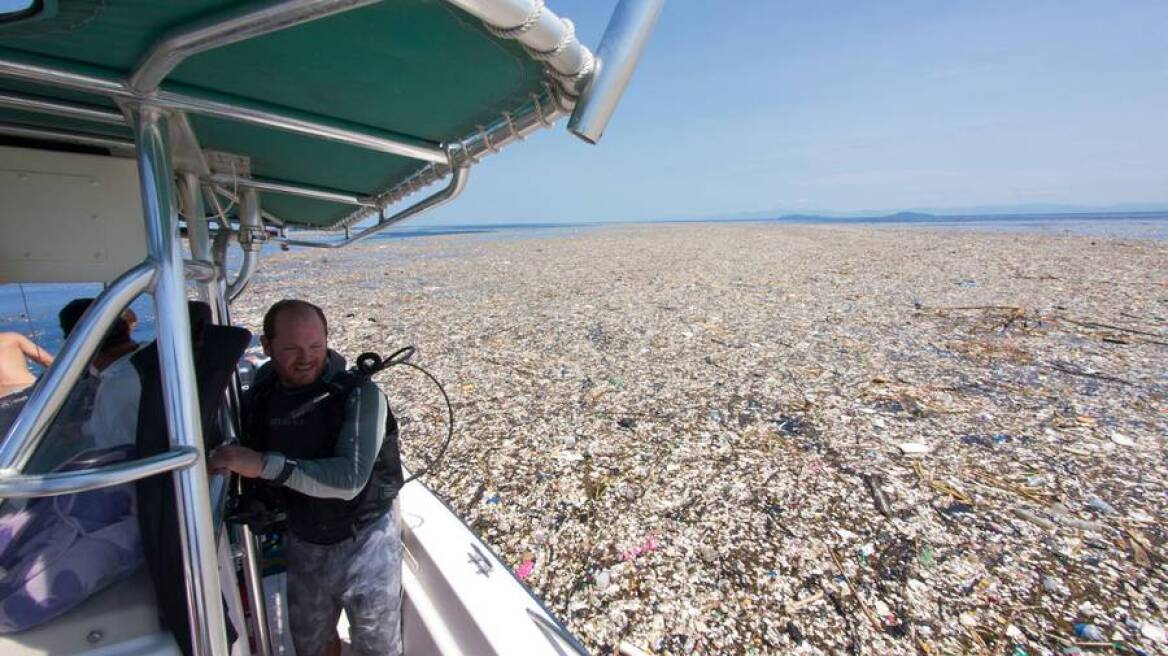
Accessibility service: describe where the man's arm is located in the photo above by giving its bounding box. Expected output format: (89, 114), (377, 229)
(213, 381), (387, 500)
(0, 332), (51, 393)
(15, 333), (54, 368)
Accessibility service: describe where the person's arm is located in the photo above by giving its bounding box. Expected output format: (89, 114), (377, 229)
(212, 381), (387, 500)
(15, 333), (54, 368)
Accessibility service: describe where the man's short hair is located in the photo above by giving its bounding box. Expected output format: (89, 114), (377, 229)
(263, 299), (328, 341)
(59, 298), (134, 350)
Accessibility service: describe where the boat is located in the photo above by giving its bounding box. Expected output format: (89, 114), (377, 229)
(0, 1), (662, 654)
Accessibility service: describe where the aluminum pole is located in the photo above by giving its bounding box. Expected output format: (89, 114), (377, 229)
(281, 165), (468, 248)
(0, 448), (199, 499)
(183, 174), (213, 260)
(239, 525), (273, 656)
(0, 123), (135, 153)
(205, 173), (376, 207)
(0, 56), (447, 164)
(133, 106), (229, 656)
(226, 188), (262, 302)
(0, 91), (127, 125)
(567, 0), (664, 144)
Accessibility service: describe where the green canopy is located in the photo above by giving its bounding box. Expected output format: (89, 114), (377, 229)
(0, 0), (593, 227)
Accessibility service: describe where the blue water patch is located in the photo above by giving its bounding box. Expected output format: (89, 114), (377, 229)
(365, 222), (595, 243)
(673, 210), (1168, 240)
(0, 283), (155, 366)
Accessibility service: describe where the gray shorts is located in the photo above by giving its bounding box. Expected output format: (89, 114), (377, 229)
(286, 500), (402, 656)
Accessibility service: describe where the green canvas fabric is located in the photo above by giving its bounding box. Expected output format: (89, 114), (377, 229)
(0, 0), (552, 227)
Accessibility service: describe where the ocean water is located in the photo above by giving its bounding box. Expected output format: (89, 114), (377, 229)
(753, 211), (1168, 240)
(3, 212), (1165, 357)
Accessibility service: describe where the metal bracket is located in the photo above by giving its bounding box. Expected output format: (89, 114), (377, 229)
(468, 543), (494, 577)
(204, 150), (252, 177)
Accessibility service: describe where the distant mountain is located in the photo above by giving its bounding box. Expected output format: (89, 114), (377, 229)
(882, 211), (935, 220)
(714, 203), (1168, 222)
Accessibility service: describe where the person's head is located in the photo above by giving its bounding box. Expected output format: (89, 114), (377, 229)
(59, 298), (136, 354)
(261, 299), (329, 387)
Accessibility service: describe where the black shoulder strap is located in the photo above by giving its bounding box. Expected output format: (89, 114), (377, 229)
(322, 370), (361, 413)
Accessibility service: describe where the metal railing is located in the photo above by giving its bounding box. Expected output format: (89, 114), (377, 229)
(133, 105), (230, 656)
(279, 164), (469, 248)
(0, 90), (126, 125)
(0, 55), (447, 164)
(205, 172), (377, 208)
(0, 448), (199, 499)
(0, 122), (135, 153)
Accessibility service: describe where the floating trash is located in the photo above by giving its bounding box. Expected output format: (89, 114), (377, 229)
(898, 442), (931, 455)
(1109, 433), (1136, 447)
(232, 223), (1168, 655)
(1073, 623), (1103, 641)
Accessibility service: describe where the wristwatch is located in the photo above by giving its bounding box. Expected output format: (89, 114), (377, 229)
(273, 458), (298, 485)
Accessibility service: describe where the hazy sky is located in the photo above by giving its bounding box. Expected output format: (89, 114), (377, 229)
(419, 1), (1168, 224)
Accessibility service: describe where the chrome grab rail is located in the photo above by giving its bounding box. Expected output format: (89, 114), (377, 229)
(205, 172), (377, 208)
(280, 164), (468, 248)
(0, 55), (447, 164)
(0, 90), (127, 125)
(0, 122), (136, 153)
(0, 447), (199, 499)
(0, 262), (156, 475)
(133, 105), (229, 656)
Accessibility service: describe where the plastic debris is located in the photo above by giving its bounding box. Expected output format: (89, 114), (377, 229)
(1073, 623), (1103, 641)
(618, 641), (654, 656)
(515, 559), (535, 580)
(232, 223), (1168, 655)
(621, 536), (659, 562)
(1142, 622), (1166, 643)
(1042, 575), (1067, 596)
(863, 473), (893, 517)
(1013, 507), (1056, 531)
(785, 620), (805, 645)
(898, 442), (931, 455)
(594, 570), (611, 590)
(1086, 495), (1117, 515)
(1109, 433), (1135, 447)
(917, 545), (935, 567)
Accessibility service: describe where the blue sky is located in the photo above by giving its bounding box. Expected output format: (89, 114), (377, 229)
(419, 1), (1168, 224)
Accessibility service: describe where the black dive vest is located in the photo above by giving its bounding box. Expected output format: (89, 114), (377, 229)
(246, 370), (403, 545)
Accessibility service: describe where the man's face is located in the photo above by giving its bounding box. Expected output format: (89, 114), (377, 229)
(261, 310), (327, 387)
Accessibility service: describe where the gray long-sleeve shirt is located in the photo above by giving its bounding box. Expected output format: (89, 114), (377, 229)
(255, 360), (387, 501)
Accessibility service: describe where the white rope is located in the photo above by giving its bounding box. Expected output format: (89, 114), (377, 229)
(523, 16), (574, 62)
(483, 0), (544, 39)
(476, 0), (592, 99)
(477, 123), (499, 154)
(544, 80), (574, 112)
(502, 111), (522, 141)
(530, 92), (552, 126)
(545, 47), (594, 96)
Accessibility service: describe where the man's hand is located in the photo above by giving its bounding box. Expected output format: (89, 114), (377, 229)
(209, 444), (264, 478)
